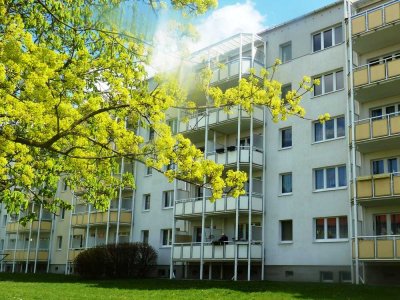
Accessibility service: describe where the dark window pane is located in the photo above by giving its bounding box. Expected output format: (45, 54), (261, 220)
(375, 215), (387, 235)
(391, 214), (400, 235)
(313, 33), (322, 52)
(338, 166), (347, 187)
(371, 108), (383, 120)
(281, 43), (292, 63)
(327, 218), (337, 239)
(339, 217), (348, 238)
(326, 168), (336, 188)
(282, 174), (292, 194)
(324, 73), (334, 93)
(372, 160), (384, 175)
(324, 29), (333, 48)
(388, 158), (398, 173)
(336, 71), (344, 90)
(315, 169), (324, 190)
(281, 220), (293, 241)
(281, 128), (292, 148)
(316, 218), (325, 239)
(337, 117), (345, 137)
(386, 106), (395, 115)
(314, 122), (323, 141)
(325, 119), (334, 139)
(334, 26), (343, 44)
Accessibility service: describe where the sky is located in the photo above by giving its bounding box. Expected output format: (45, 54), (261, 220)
(149, 0), (339, 72)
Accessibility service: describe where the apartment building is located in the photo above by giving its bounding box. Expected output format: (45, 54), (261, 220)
(1, 0), (399, 284)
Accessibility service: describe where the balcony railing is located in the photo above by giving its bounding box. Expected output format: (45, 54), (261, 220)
(173, 241), (262, 261)
(175, 194), (263, 217)
(353, 235), (400, 260)
(206, 146), (263, 166)
(71, 211), (132, 227)
(210, 58), (264, 84)
(6, 220), (52, 233)
(356, 172), (400, 199)
(355, 112), (400, 142)
(353, 55), (400, 87)
(2, 249), (49, 261)
(178, 106), (264, 133)
(351, 0), (400, 36)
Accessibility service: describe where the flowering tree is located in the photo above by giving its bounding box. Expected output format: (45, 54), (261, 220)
(0, 0), (322, 222)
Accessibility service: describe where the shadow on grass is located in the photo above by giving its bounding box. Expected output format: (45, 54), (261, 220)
(1, 273), (400, 299)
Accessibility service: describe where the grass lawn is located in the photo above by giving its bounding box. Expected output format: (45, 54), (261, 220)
(0, 273), (399, 300)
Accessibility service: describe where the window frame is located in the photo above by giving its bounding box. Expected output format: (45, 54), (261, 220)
(314, 216), (349, 242)
(280, 219), (293, 243)
(57, 236), (63, 250)
(161, 229), (172, 247)
(162, 190), (174, 209)
(280, 42), (292, 63)
(141, 230), (149, 244)
(280, 172), (293, 195)
(313, 69), (344, 97)
(313, 165), (347, 191)
(143, 194), (151, 211)
(312, 24), (343, 53)
(313, 116), (345, 143)
(280, 127), (292, 149)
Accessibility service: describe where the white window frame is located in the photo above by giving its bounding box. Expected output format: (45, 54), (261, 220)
(313, 69), (344, 97)
(167, 118), (178, 134)
(372, 157), (399, 175)
(145, 166), (152, 176)
(143, 194), (151, 211)
(312, 24), (343, 53)
(162, 190), (174, 209)
(314, 216), (348, 242)
(280, 172), (293, 195)
(141, 230), (149, 244)
(320, 271), (334, 283)
(161, 229), (172, 247)
(280, 219), (293, 243)
(57, 236), (63, 250)
(280, 127), (292, 150)
(280, 42), (292, 63)
(313, 115), (345, 143)
(313, 165), (347, 191)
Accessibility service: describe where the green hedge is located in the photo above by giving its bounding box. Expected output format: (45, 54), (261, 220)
(74, 242), (157, 279)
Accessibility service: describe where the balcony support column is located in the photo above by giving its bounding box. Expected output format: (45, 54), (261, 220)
(346, 0), (360, 284)
(12, 210), (21, 273)
(116, 157), (124, 245)
(169, 178), (178, 279)
(85, 204), (91, 249)
(33, 204), (43, 273)
(25, 203), (35, 273)
(65, 194), (74, 274)
(247, 102), (254, 281)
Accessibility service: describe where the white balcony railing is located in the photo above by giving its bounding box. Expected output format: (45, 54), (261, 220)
(353, 55), (400, 87)
(210, 58), (264, 84)
(354, 235), (400, 260)
(175, 194), (263, 217)
(173, 241), (262, 260)
(355, 112), (400, 141)
(206, 146), (263, 166)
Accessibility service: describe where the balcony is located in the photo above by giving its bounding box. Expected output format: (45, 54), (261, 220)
(354, 113), (400, 152)
(353, 56), (400, 102)
(351, 1), (400, 54)
(6, 220), (52, 233)
(206, 146), (263, 169)
(353, 236), (400, 260)
(210, 58), (264, 86)
(178, 106), (264, 143)
(68, 249), (84, 261)
(355, 173), (400, 205)
(175, 194), (263, 218)
(71, 211), (132, 227)
(173, 241), (262, 261)
(2, 250), (49, 261)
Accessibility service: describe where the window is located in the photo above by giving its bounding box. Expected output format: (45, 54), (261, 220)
(145, 166), (152, 176)
(2, 215), (7, 226)
(0, 239), (4, 251)
(162, 190), (174, 208)
(63, 180), (68, 191)
(281, 173), (292, 194)
(370, 103), (400, 119)
(281, 84), (292, 100)
(60, 208), (65, 220)
(375, 213), (400, 235)
(142, 230), (149, 244)
(149, 128), (155, 141)
(372, 158), (399, 174)
(161, 229), (172, 246)
(315, 216), (348, 241)
(314, 166), (346, 190)
(143, 194), (151, 211)
(313, 116), (345, 142)
(320, 271), (334, 282)
(280, 127), (292, 149)
(280, 220), (293, 242)
(57, 236), (62, 250)
(340, 271), (351, 283)
(313, 70), (344, 96)
(313, 24), (343, 52)
(280, 42), (292, 63)
(167, 118), (178, 134)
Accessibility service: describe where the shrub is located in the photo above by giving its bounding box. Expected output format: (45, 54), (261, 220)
(74, 242), (157, 279)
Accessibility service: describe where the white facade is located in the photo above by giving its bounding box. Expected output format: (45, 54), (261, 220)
(1, 0), (399, 284)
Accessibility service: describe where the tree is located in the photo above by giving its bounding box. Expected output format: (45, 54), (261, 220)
(0, 0), (323, 222)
